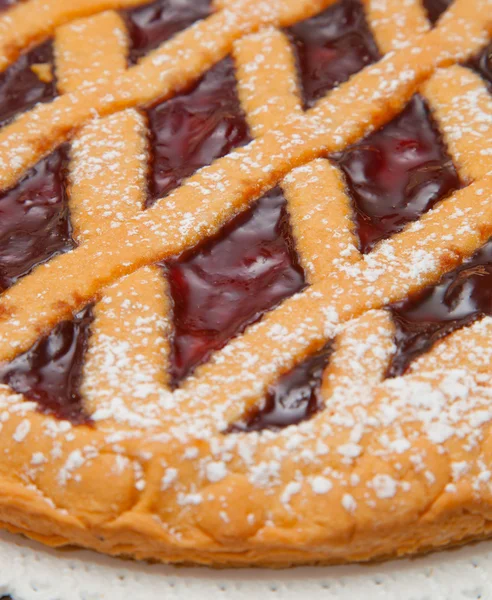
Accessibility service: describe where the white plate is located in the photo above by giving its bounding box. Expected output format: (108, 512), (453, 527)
(0, 529), (491, 600)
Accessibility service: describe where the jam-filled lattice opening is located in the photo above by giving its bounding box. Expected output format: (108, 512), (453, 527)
(388, 238), (492, 377)
(146, 57), (252, 206)
(0, 145), (75, 292)
(229, 343), (333, 432)
(124, 0), (212, 64)
(0, 306), (94, 424)
(332, 95), (462, 253)
(0, 0), (18, 13)
(422, 0), (455, 25)
(468, 41), (492, 88)
(163, 187), (306, 386)
(0, 39), (57, 127)
(287, 0), (380, 109)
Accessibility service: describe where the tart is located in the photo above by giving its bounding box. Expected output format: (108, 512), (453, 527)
(0, 0), (489, 567)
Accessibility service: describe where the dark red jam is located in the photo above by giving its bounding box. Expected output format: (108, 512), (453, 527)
(124, 0), (211, 64)
(146, 57), (251, 205)
(0, 146), (75, 292)
(0, 0), (17, 12)
(0, 39), (56, 127)
(0, 306), (94, 424)
(287, 0), (380, 108)
(163, 187), (305, 385)
(388, 238), (492, 377)
(468, 41), (492, 88)
(422, 0), (454, 24)
(229, 344), (332, 432)
(332, 95), (461, 253)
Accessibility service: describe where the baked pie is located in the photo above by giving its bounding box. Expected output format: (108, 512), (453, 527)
(0, 0), (488, 568)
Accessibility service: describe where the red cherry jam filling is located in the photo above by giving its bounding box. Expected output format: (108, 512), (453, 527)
(332, 95), (461, 253)
(0, 40), (56, 127)
(164, 187), (305, 385)
(388, 238), (492, 377)
(124, 0), (211, 64)
(146, 57), (251, 206)
(229, 344), (332, 432)
(0, 146), (75, 292)
(468, 41), (492, 88)
(422, 0), (454, 24)
(287, 0), (380, 108)
(0, 0), (18, 12)
(0, 306), (94, 424)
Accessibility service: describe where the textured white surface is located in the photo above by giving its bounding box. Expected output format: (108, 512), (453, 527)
(0, 530), (491, 600)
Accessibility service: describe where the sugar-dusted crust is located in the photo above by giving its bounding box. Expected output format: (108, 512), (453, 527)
(0, 0), (489, 567)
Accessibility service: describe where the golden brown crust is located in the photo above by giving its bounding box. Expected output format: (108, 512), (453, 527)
(0, 0), (488, 568)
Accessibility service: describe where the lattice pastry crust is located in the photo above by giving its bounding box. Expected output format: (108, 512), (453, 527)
(0, 0), (489, 567)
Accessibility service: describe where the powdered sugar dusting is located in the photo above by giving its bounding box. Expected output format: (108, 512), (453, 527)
(0, 0), (488, 564)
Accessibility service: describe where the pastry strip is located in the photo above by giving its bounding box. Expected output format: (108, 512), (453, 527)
(421, 65), (492, 182)
(56, 12), (172, 414)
